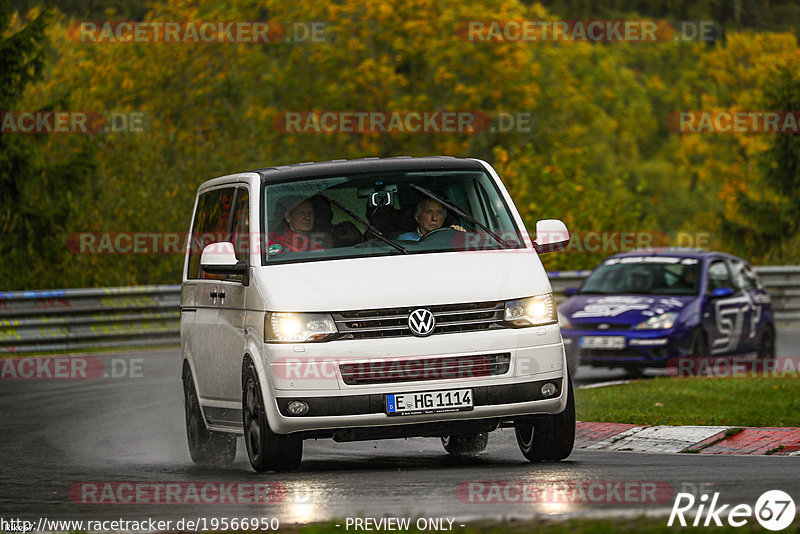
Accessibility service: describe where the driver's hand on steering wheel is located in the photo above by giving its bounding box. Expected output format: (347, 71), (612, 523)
(450, 225), (466, 232)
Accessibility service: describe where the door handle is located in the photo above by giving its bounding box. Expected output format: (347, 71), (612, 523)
(210, 291), (218, 298)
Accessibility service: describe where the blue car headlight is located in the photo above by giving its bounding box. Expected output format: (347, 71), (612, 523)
(634, 312), (677, 330)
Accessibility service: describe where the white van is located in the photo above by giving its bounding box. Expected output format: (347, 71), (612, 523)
(180, 156), (573, 472)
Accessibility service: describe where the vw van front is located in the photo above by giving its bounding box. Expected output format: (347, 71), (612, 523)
(181, 156), (573, 472)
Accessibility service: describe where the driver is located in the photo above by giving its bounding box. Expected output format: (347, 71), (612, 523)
(397, 198), (465, 241)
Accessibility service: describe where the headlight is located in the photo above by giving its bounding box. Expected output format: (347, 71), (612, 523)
(634, 312), (677, 330)
(504, 293), (557, 327)
(265, 312), (338, 342)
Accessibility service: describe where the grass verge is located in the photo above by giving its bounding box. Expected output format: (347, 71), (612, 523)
(575, 376), (800, 427)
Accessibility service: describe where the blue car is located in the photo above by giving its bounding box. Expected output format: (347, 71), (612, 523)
(559, 249), (775, 372)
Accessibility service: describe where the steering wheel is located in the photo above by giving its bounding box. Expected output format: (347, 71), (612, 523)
(417, 226), (458, 242)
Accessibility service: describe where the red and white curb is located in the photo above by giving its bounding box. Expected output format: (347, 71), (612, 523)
(575, 422), (800, 456)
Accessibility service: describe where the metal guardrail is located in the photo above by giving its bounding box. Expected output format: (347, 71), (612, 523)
(0, 286), (180, 354)
(2, 266), (799, 354)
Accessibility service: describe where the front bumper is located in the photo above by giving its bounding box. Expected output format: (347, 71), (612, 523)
(262, 326), (569, 434)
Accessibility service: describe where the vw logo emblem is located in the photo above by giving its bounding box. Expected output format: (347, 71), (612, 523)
(408, 308), (436, 337)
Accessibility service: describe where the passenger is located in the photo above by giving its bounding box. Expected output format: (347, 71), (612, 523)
(268, 198), (326, 254)
(397, 198), (465, 241)
(309, 195), (362, 247)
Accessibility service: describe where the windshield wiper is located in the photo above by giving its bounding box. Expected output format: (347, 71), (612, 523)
(318, 193), (409, 255)
(408, 184), (512, 249)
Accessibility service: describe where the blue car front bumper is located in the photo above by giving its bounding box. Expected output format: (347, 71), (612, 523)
(561, 326), (692, 367)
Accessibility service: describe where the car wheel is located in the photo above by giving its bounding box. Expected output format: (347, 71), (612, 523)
(566, 348), (580, 378)
(757, 325), (776, 359)
(688, 327), (708, 358)
(242, 359), (303, 472)
(182, 365), (236, 465)
(441, 433), (489, 456)
(514, 375), (575, 462)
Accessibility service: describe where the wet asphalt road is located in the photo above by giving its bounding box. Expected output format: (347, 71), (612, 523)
(0, 333), (798, 525)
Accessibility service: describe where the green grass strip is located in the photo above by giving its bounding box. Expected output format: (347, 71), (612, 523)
(576, 376), (800, 427)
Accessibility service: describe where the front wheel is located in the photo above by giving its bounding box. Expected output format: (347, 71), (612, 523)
(757, 325), (776, 359)
(183, 366), (236, 465)
(514, 377), (575, 462)
(441, 433), (489, 456)
(242, 359), (303, 472)
(688, 327), (708, 359)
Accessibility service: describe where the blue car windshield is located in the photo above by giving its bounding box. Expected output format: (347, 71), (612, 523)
(580, 256), (701, 295)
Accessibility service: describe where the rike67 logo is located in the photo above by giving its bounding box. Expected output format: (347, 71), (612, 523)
(668, 490), (796, 531)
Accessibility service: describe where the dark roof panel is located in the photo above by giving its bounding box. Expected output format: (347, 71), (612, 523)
(250, 156), (485, 182)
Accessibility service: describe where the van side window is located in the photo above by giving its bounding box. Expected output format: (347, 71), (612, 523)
(226, 189), (250, 282)
(187, 187), (235, 279)
(232, 189), (249, 262)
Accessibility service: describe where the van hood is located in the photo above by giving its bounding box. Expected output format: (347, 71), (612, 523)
(256, 251), (550, 311)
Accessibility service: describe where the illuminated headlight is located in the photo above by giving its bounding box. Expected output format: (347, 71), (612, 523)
(634, 312), (677, 330)
(265, 312), (337, 342)
(504, 293), (557, 327)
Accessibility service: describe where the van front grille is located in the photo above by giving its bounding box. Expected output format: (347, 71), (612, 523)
(339, 353), (511, 385)
(332, 300), (506, 340)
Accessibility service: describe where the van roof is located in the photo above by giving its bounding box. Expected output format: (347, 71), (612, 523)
(251, 156), (485, 182)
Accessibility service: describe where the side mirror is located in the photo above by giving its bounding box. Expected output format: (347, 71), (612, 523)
(201, 242), (247, 275)
(564, 287), (578, 297)
(534, 219), (570, 253)
(710, 287), (734, 299)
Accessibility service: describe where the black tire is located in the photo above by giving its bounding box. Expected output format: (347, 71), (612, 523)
(566, 348), (580, 378)
(623, 366), (645, 378)
(688, 327), (708, 358)
(182, 365), (236, 465)
(441, 433), (489, 456)
(514, 376), (575, 462)
(242, 359), (303, 472)
(757, 325), (776, 359)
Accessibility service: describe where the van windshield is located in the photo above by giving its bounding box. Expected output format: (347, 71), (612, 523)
(261, 169), (525, 264)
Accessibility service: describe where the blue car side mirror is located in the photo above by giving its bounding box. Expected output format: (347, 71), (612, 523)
(711, 287), (734, 298)
(564, 287), (578, 297)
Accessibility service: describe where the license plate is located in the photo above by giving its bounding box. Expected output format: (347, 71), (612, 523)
(580, 336), (626, 349)
(386, 388), (473, 416)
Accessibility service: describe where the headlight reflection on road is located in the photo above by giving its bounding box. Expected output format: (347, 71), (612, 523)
(281, 482), (321, 523)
